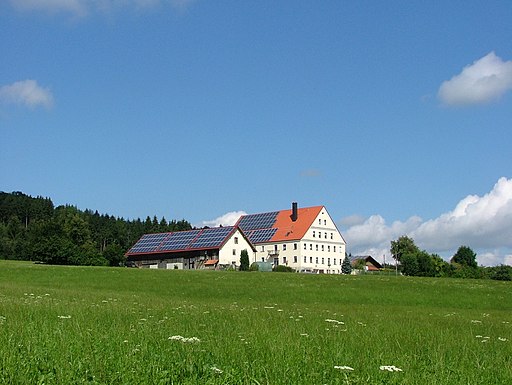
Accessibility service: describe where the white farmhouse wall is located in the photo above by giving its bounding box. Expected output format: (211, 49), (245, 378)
(218, 228), (254, 267)
(254, 207), (346, 273)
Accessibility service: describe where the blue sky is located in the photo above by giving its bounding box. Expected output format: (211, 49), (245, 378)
(1, 1), (511, 265)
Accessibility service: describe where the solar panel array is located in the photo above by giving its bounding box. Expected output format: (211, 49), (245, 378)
(128, 233), (169, 254)
(237, 211), (279, 244)
(127, 227), (236, 255)
(245, 228), (277, 243)
(190, 227), (233, 249)
(238, 211), (279, 232)
(159, 229), (201, 251)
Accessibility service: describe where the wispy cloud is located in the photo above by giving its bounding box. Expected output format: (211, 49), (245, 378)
(200, 211), (247, 228)
(342, 177), (512, 266)
(0, 80), (54, 109)
(9, 0), (195, 17)
(300, 168), (322, 178)
(438, 52), (512, 106)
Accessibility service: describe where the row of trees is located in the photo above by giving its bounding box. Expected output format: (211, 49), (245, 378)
(0, 191), (191, 266)
(390, 235), (511, 281)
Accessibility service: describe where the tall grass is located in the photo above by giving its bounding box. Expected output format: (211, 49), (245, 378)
(0, 260), (511, 384)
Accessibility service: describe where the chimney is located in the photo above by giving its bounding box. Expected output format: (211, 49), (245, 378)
(291, 202), (298, 222)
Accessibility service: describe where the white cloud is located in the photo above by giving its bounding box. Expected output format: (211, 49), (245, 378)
(200, 211), (247, 228)
(9, 0), (195, 17)
(438, 52), (512, 106)
(342, 177), (512, 266)
(0, 79), (54, 109)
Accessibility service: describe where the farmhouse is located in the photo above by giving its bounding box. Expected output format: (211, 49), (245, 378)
(236, 203), (347, 274)
(350, 255), (383, 272)
(125, 226), (255, 270)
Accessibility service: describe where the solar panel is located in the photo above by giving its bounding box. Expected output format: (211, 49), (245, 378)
(158, 230), (201, 251)
(190, 227), (233, 249)
(238, 211), (278, 231)
(248, 228), (277, 243)
(128, 233), (169, 254)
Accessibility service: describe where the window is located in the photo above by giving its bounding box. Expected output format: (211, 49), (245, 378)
(283, 256), (287, 264)
(304, 256), (307, 263)
(293, 256), (297, 263)
(294, 243), (298, 250)
(310, 244), (312, 250)
(328, 246), (330, 252)
(321, 245), (324, 251)
(233, 249), (236, 255)
(328, 258), (330, 266)
(315, 257), (318, 264)
(316, 245), (319, 251)
(261, 246), (265, 252)
(283, 244), (287, 251)
(304, 243), (307, 250)
(313, 231), (315, 238)
(310, 257), (313, 263)
(331, 233), (333, 239)
(324, 232), (327, 239)
(274, 244), (278, 252)
(234, 237), (238, 244)
(324, 220), (326, 225)
(322, 257), (325, 264)
(261, 257), (265, 262)
(333, 258), (336, 265)
(334, 246), (336, 252)
(319, 219), (321, 225)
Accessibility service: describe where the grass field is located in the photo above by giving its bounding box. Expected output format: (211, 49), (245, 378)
(0, 260), (511, 384)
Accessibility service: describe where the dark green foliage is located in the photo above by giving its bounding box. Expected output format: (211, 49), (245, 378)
(390, 235), (419, 263)
(273, 265), (294, 272)
(451, 245), (477, 268)
(0, 191), (191, 266)
(239, 249), (250, 271)
(491, 265), (512, 281)
(341, 254), (352, 274)
(400, 253), (419, 276)
(249, 262), (259, 271)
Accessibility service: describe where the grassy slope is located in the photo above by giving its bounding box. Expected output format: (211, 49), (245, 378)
(0, 260), (511, 384)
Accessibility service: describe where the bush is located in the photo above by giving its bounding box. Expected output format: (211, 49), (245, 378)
(249, 262), (259, 271)
(273, 265), (294, 273)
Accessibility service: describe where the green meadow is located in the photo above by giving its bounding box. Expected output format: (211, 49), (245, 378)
(0, 261), (511, 384)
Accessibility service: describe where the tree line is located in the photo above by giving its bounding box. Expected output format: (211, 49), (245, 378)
(0, 191), (191, 266)
(390, 235), (511, 281)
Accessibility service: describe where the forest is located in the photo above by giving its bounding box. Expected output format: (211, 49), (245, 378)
(0, 191), (191, 266)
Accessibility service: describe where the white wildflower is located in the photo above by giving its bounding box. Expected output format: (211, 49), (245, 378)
(334, 365), (354, 371)
(498, 337), (508, 342)
(58, 315), (71, 319)
(168, 335), (200, 343)
(300, 333), (309, 337)
(210, 366), (223, 374)
(380, 365), (403, 372)
(325, 319), (344, 325)
(471, 320), (482, 323)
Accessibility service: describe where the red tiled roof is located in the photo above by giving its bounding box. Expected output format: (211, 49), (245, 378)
(270, 206), (324, 242)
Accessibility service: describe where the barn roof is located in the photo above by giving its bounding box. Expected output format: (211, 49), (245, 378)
(126, 226), (247, 257)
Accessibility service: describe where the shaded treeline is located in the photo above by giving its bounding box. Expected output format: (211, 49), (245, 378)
(0, 191), (191, 266)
